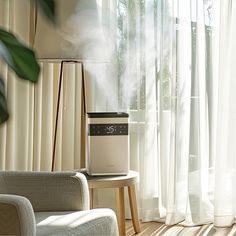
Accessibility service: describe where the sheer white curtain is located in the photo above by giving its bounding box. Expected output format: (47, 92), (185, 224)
(97, 0), (223, 226)
(214, 0), (236, 227)
(101, 0), (236, 227)
(164, 0), (214, 226)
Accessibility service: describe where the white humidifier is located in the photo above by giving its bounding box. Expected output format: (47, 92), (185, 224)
(86, 112), (129, 176)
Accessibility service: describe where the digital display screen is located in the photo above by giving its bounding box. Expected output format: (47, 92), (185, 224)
(88, 123), (128, 136)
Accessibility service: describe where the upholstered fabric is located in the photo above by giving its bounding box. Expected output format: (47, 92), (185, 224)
(0, 194), (36, 236)
(35, 209), (119, 236)
(0, 171), (89, 211)
(0, 171), (119, 236)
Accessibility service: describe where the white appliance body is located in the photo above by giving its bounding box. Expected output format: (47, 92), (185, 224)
(86, 113), (129, 176)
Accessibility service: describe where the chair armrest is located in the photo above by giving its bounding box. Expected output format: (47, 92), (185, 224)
(0, 194), (36, 236)
(0, 171), (89, 212)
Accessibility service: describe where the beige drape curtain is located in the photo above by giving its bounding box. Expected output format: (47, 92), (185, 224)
(0, 0), (34, 170)
(34, 61), (83, 171)
(0, 0), (83, 171)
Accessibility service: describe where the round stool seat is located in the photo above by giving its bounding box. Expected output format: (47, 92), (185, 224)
(81, 170), (139, 188)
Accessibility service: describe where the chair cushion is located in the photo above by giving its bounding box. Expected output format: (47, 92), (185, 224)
(35, 208), (119, 236)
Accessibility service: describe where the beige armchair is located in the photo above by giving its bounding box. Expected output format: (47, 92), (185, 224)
(0, 171), (119, 236)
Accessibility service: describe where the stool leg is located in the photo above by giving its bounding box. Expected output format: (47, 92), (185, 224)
(116, 187), (126, 236)
(89, 188), (94, 209)
(128, 184), (141, 233)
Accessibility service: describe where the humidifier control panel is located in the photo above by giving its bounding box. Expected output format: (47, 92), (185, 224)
(88, 124), (128, 136)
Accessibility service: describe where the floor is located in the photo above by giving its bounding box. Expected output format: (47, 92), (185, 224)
(126, 220), (236, 236)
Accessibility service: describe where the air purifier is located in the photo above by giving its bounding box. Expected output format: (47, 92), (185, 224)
(86, 112), (129, 176)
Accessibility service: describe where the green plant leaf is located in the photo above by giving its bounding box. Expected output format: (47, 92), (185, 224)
(0, 77), (9, 124)
(37, 0), (56, 24)
(0, 28), (40, 82)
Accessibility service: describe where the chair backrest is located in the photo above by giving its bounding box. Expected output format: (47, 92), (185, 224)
(0, 171), (89, 212)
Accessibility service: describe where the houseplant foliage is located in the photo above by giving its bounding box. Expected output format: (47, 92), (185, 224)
(0, 0), (55, 124)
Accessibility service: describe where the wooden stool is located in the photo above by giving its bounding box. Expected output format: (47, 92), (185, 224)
(82, 170), (141, 236)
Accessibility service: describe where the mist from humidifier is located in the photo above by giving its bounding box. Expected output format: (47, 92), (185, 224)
(59, 0), (144, 111)
(116, 0), (159, 111)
